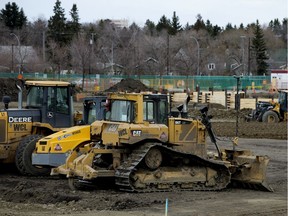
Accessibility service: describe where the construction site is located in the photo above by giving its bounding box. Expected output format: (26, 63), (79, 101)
(0, 77), (287, 216)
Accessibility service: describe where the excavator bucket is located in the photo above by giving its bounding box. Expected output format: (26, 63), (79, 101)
(225, 149), (273, 192)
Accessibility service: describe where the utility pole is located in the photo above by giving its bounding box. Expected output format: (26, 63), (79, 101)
(90, 33), (96, 75)
(111, 41), (114, 74)
(10, 33), (22, 74)
(42, 31), (46, 62)
(234, 75), (242, 151)
(248, 37), (251, 75)
(11, 44), (14, 72)
(191, 36), (200, 75)
(240, 36), (246, 75)
(166, 34), (170, 75)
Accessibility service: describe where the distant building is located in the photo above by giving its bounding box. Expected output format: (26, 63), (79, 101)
(271, 68), (288, 90)
(0, 45), (39, 72)
(110, 19), (129, 28)
(0, 45), (38, 62)
(96, 19), (129, 29)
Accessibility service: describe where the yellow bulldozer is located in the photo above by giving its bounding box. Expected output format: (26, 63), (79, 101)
(35, 92), (272, 192)
(0, 79), (106, 175)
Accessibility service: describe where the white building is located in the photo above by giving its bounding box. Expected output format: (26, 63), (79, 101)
(271, 69), (288, 90)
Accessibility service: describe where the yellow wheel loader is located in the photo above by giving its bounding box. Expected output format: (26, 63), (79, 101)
(263, 90), (288, 122)
(246, 90), (288, 123)
(0, 79), (106, 175)
(45, 92), (272, 192)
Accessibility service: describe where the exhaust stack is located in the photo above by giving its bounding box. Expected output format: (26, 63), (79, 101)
(16, 82), (23, 109)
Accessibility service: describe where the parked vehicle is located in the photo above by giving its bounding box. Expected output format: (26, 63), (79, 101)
(246, 90), (288, 123)
(42, 92), (271, 192)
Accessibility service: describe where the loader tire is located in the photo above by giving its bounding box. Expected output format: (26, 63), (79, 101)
(262, 111), (279, 123)
(15, 134), (50, 176)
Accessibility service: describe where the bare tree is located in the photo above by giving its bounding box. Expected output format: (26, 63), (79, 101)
(70, 33), (91, 87)
(46, 40), (70, 77)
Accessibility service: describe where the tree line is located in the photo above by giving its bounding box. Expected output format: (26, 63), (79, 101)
(0, 1), (287, 77)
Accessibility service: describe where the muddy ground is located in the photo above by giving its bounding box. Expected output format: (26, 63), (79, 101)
(0, 78), (287, 215)
(0, 108), (287, 216)
(0, 137), (286, 216)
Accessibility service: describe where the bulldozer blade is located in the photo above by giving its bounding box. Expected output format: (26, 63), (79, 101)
(225, 150), (273, 192)
(230, 179), (273, 192)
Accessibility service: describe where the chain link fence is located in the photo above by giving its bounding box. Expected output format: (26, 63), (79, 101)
(0, 72), (270, 92)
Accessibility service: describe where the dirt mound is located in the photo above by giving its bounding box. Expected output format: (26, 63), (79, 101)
(0, 78), (22, 101)
(213, 121), (287, 139)
(188, 106), (252, 120)
(104, 78), (154, 93)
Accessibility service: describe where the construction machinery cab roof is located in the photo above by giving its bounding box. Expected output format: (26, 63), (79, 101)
(25, 80), (72, 87)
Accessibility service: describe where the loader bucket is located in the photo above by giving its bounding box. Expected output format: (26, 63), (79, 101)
(225, 150), (273, 192)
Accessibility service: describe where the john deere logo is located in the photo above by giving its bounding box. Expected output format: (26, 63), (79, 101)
(47, 112), (53, 118)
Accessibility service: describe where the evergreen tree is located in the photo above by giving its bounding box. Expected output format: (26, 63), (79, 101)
(205, 20), (213, 33)
(225, 23), (233, 31)
(170, 11), (181, 35)
(282, 18), (287, 40)
(268, 18), (281, 34)
(68, 4), (80, 33)
(67, 4), (81, 41)
(144, 19), (156, 36)
(47, 0), (67, 46)
(129, 22), (140, 32)
(156, 15), (171, 33)
(210, 25), (222, 37)
(184, 22), (192, 30)
(205, 20), (222, 37)
(0, 2), (27, 30)
(251, 20), (269, 75)
(193, 14), (205, 32)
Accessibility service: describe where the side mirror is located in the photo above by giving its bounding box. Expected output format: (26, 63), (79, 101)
(2, 96), (11, 109)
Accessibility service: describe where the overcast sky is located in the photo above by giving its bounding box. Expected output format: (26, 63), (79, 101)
(1, 0), (287, 27)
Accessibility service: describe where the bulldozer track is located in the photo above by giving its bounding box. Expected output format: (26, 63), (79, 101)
(115, 143), (231, 192)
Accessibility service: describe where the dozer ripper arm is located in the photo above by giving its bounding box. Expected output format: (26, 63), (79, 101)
(200, 106), (222, 159)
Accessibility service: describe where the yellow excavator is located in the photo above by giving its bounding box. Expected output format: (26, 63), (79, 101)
(35, 92), (272, 192)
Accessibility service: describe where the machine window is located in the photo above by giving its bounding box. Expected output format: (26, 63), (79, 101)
(143, 101), (154, 122)
(159, 100), (167, 125)
(47, 87), (69, 114)
(56, 88), (69, 114)
(87, 103), (97, 124)
(26, 86), (44, 107)
(110, 100), (131, 122)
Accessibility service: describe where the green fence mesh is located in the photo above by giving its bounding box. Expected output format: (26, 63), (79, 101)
(0, 72), (270, 92)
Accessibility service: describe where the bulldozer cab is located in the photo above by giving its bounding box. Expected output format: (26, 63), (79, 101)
(107, 93), (168, 125)
(82, 96), (107, 124)
(25, 80), (74, 128)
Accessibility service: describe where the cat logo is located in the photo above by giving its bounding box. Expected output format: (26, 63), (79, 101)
(131, 130), (142, 137)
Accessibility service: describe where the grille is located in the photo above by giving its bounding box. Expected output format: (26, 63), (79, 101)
(0, 119), (6, 143)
